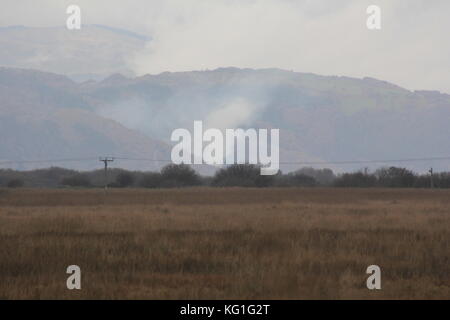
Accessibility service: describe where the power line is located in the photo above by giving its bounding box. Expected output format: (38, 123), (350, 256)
(277, 156), (450, 165)
(0, 155), (450, 166)
(0, 157), (99, 165)
(114, 157), (172, 162)
(114, 156), (450, 166)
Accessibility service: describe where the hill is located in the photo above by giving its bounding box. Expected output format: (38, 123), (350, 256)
(0, 68), (169, 170)
(0, 25), (149, 81)
(1, 67), (450, 172)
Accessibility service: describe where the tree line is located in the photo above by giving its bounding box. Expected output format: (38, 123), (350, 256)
(0, 164), (448, 189)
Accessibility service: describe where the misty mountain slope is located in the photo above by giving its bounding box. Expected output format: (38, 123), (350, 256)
(0, 67), (87, 115)
(0, 68), (170, 170)
(1, 67), (450, 172)
(80, 68), (450, 172)
(0, 25), (149, 81)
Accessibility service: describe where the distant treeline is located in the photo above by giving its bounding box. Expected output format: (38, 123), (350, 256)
(0, 164), (448, 189)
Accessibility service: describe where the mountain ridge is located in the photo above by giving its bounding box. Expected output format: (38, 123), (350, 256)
(0, 25), (149, 81)
(1, 66), (450, 173)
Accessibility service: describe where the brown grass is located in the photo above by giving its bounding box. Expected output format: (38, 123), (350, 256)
(0, 187), (449, 299)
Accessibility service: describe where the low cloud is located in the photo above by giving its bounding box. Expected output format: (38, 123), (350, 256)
(1, 0), (450, 93)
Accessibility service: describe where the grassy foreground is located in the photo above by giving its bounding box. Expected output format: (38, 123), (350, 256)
(0, 187), (448, 299)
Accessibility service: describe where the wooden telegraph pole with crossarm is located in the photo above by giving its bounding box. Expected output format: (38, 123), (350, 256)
(99, 157), (114, 191)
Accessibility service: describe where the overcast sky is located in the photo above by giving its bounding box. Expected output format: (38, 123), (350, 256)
(1, 0), (449, 93)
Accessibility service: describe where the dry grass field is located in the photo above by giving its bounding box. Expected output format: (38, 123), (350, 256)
(0, 187), (448, 300)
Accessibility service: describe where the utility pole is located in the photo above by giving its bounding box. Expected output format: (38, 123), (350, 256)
(429, 167), (434, 189)
(99, 157), (114, 191)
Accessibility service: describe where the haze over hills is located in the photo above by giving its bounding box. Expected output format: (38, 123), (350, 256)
(1, 66), (450, 173)
(90, 68), (450, 173)
(0, 68), (170, 171)
(0, 25), (149, 82)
